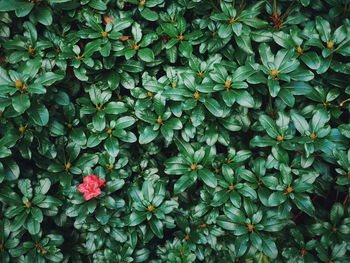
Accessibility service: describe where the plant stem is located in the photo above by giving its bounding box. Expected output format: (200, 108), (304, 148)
(339, 98), (350, 107)
(273, 0), (278, 18)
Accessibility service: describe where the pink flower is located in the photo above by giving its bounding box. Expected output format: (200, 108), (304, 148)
(78, 174), (105, 200)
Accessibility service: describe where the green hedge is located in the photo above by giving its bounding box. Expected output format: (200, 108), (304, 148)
(0, 0), (350, 262)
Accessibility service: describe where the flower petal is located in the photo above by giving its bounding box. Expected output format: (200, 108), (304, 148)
(98, 179), (105, 187)
(78, 183), (87, 193)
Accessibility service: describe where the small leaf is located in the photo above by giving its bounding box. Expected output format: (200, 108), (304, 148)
(129, 212), (147, 226)
(139, 126), (159, 144)
(174, 174), (195, 194)
(204, 98), (223, 117)
(28, 104), (49, 126)
(12, 94), (30, 113)
(301, 52), (321, 70)
(138, 48), (155, 62)
(104, 137), (119, 157)
(149, 218), (163, 238)
(198, 168), (217, 188)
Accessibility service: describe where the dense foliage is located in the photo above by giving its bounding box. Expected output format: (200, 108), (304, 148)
(0, 0), (350, 262)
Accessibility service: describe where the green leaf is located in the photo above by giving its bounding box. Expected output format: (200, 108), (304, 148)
(95, 207), (110, 225)
(268, 192), (287, 206)
(301, 0), (310, 6)
(104, 102), (127, 114)
(34, 181), (50, 198)
(116, 116), (136, 129)
(311, 109), (329, 132)
(71, 128), (87, 145)
(224, 206), (246, 224)
(204, 98), (223, 117)
(216, 215), (237, 230)
(37, 196), (62, 209)
(139, 126), (159, 144)
(36, 72), (64, 86)
(278, 89), (295, 107)
(235, 90), (254, 108)
(26, 217), (40, 235)
(22, 57), (41, 76)
(12, 94), (30, 113)
(212, 190), (230, 207)
(32, 6), (52, 25)
(93, 113), (106, 131)
(261, 238), (278, 259)
(73, 67), (88, 81)
(232, 22), (242, 36)
(129, 211), (147, 226)
(293, 194), (315, 216)
(238, 185), (257, 200)
(235, 235), (249, 257)
(114, 18), (133, 31)
(234, 34), (254, 55)
(174, 137), (194, 156)
(259, 43), (274, 66)
(316, 16), (331, 42)
(132, 22), (142, 43)
(338, 124), (350, 138)
(289, 69), (314, 81)
(198, 168), (217, 188)
(104, 137), (119, 157)
(138, 48), (155, 62)
(0, 0), (26, 11)
(291, 113), (309, 134)
(140, 7), (158, 21)
(0, 147), (11, 158)
(3, 160), (20, 181)
(330, 203), (344, 224)
(179, 41), (192, 58)
(142, 180), (154, 202)
(259, 115), (279, 138)
(273, 31), (294, 48)
(301, 52), (321, 70)
(110, 228), (127, 242)
(27, 83), (46, 94)
(333, 25), (347, 43)
(218, 23), (232, 38)
(331, 242), (347, 259)
(120, 60), (144, 72)
(174, 174), (195, 194)
(11, 212), (28, 231)
(18, 179), (33, 198)
(149, 218), (163, 238)
(250, 136), (276, 147)
(83, 39), (102, 57)
(166, 118), (182, 130)
(28, 104), (49, 126)
(31, 207), (43, 222)
(232, 66), (256, 81)
(267, 79), (280, 97)
(250, 232), (262, 249)
(88, 0), (107, 10)
(160, 23), (177, 38)
(0, 186), (21, 205)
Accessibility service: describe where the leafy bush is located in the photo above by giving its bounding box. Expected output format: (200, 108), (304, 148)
(0, 0), (350, 262)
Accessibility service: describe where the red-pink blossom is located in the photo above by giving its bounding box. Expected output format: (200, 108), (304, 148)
(78, 174), (105, 200)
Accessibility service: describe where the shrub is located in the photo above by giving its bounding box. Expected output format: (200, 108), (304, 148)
(0, 0), (350, 262)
